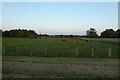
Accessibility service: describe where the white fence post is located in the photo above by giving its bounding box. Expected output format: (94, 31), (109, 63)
(76, 48), (78, 56)
(108, 48), (111, 58)
(92, 48), (94, 57)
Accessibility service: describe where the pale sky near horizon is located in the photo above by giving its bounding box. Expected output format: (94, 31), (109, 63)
(2, 2), (118, 35)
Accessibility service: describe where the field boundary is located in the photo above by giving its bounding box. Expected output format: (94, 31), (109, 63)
(2, 46), (115, 58)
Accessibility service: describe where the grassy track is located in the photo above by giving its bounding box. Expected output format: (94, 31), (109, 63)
(2, 56), (118, 78)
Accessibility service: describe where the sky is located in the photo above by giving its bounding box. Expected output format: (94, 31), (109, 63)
(2, 2), (118, 35)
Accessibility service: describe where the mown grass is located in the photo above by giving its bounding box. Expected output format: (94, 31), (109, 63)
(3, 69), (115, 78)
(2, 37), (119, 58)
(2, 56), (118, 78)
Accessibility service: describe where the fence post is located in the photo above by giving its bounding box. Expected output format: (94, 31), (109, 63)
(45, 48), (47, 56)
(92, 48), (94, 57)
(108, 48), (111, 58)
(16, 47), (19, 55)
(76, 48), (78, 56)
(3, 46), (5, 55)
(30, 47), (32, 56)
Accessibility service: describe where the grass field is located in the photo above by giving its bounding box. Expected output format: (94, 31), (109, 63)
(2, 37), (119, 58)
(2, 38), (119, 78)
(2, 56), (118, 78)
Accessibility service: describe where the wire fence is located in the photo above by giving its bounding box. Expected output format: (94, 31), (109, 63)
(2, 46), (118, 58)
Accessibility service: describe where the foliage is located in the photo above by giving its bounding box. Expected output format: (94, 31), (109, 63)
(86, 28), (98, 38)
(116, 29), (120, 38)
(101, 29), (117, 38)
(2, 28), (120, 38)
(3, 29), (37, 38)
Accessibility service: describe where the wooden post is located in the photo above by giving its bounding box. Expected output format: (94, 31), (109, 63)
(108, 48), (111, 58)
(76, 48), (78, 56)
(30, 47), (32, 56)
(92, 48), (94, 57)
(3, 46), (5, 55)
(45, 48), (47, 56)
(16, 47), (19, 55)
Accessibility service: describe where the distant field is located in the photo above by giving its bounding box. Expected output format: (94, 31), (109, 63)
(81, 38), (119, 43)
(2, 56), (118, 78)
(2, 38), (119, 58)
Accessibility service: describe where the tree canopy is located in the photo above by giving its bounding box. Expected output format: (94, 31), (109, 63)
(116, 29), (120, 38)
(86, 28), (98, 38)
(101, 29), (117, 38)
(3, 29), (38, 38)
(2, 28), (120, 38)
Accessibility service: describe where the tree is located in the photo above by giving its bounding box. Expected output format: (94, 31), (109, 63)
(68, 35), (74, 38)
(86, 28), (98, 38)
(2, 29), (38, 38)
(101, 29), (116, 38)
(116, 29), (120, 38)
(27, 30), (38, 38)
(3, 31), (10, 37)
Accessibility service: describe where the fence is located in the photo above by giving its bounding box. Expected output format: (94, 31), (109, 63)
(2, 46), (118, 58)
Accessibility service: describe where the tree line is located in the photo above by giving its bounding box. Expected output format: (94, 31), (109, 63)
(86, 28), (120, 38)
(1, 29), (37, 38)
(0, 28), (120, 38)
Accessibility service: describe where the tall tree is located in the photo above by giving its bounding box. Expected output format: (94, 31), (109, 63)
(101, 29), (116, 38)
(86, 28), (98, 38)
(116, 29), (120, 38)
(3, 31), (10, 37)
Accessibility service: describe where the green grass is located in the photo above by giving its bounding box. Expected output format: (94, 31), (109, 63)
(2, 37), (119, 58)
(2, 56), (118, 78)
(2, 38), (119, 78)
